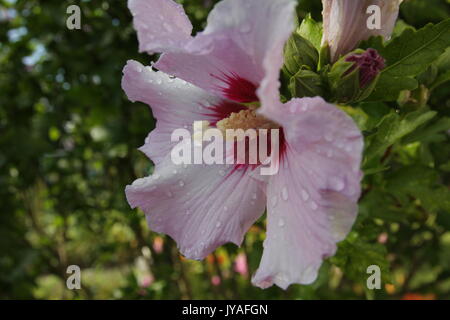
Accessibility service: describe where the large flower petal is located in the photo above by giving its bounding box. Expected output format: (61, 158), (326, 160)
(155, 0), (297, 102)
(122, 60), (222, 165)
(252, 97), (363, 289)
(126, 158), (267, 260)
(128, 0), (193, 54)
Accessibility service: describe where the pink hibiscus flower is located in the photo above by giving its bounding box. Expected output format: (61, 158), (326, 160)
(123, 0), (363, 289)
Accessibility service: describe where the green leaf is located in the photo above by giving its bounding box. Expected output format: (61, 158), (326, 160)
(332, 234), (391, 284)
(365, 109), (437, 162)
(381, 19), (450, 77)
(403, 117), (450, 144)
(386, 165), (450, 214)
(368, 76), (418, 101)
(431, 70), (450, 90)
(289, 69), (324, 98)
(368, 19), (450, 101)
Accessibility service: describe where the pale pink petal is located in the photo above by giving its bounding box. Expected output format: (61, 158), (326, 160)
(155, 0), (297, 101)
(253, 97), (363, 289)
(126, 158), (266, 260)
(122, 60), (222, 165)
(128, 0), (193, 54)
(322, 0), (403, 61)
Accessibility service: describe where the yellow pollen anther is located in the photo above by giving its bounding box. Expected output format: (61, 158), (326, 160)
(216, 109), (279, 133)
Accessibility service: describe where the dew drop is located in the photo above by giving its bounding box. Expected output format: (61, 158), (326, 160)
(163, 22), (173, 32)
(179, 180), (185, 187)
(271, 195), (278, 207)
(301, 189), (310, 201)
(278, 218), (285, 227)
(326, 150), (333, 158)
(216, 221), (222, 228)
(310, 201), (318, 210)
(251, 192), (257, 200)
(166, 190), (173, 198)
(330, 177), (345, 191)
(281, 187), (289, 201)
(240, 23), (252, 33)
(325, 133), (334, 142)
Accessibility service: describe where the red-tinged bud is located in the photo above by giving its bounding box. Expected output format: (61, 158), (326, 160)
(345, 48), (385, 88)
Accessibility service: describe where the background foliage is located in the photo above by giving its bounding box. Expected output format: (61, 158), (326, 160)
(0, 0), (449, 299)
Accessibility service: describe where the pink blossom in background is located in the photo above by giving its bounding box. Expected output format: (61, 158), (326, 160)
(234, 252), (248, 277)
(123, 0), (364, 289)
(211, 275), (221, 286)
(139, 274), (154, 288)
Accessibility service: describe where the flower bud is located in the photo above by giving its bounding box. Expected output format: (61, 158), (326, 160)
(345, 48), (385, 88)
(321, 0), (403, 62)
(328, 48), (385, 103)
(283, 32), (319, 77)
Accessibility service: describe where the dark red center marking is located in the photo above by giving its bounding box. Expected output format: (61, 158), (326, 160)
(202, 73), (287, 173)
(212, 72), (259, 103)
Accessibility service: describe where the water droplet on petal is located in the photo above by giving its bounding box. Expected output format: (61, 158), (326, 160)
(330, 177), (345, 191)
(166, 190), (173, 198)
(240, 23), (252, 33)
(153, 173), (160, 180)
(281, 187), (289, 201)
(310, 201), (318, 210)
(326, 150), (333, 158)
(271, 195), (278, 207)
(325, 133), (334, 142)
(252, 193), (257, 200)
(178, 180), (185, 187)
(216, 221), (221, 228)
(301, 189), (310, 201)
(278, 218), (285, 227)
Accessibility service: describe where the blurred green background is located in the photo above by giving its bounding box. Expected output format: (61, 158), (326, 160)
(1, 0), (450, 299)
